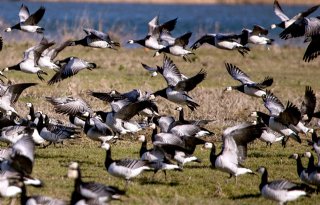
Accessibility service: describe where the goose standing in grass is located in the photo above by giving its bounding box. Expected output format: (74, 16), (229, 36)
(138, 135), (181, 180)
(48, 56), (97, 85)
(68, 162), (125, 204)
(308, 132), (320, 167)
(151, 55), (206, 111)
(289, 153), (313, 185)
(154, 32), (194, 61)
(224, 63), (273, 97)
(271, 0), (319, 30)
(257, 166), (309, 205)
(258, 128), (284, 147)
(0, 82), (37, 115)
(70, 28), (120, 49)
(45, 96), (93, 116)
(204, 122), (264, 181)
(101, 143), (152, 189)
(190, 33), (250, 56)
(302, 152), (320, 192)
(240, 25), (274, 46)
(4, 4), (45, 33)
(128, 16), (177, 50)
(251, 91), (303, 147)
(3, 38), (52, 81)
(38, 40), (72, 71)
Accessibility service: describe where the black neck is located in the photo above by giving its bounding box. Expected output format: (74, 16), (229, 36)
(233, 85), (245, 93)
(29, 105), (35, 121)
(153, 88), (167, 98)
(259, 169), (268, 191)
(96, 111), (107, 122)
(7, 64), (20, 71)
(105, 148), (113, 169)
(295, 156), (304, 176)
(255, 112), (270, 126)
(140, 139), (148, 158)
(20, 183), (29, 205)
(151, 127), (157, 143)
(72, 38), (87, 46)
(178, 108), (185, 122)
(134, 39), (146, 46)
(36, 114), (45, 132)
(83, 115), (91, 133)
(210, 145), (217, 168)
(307, 154), (315, 171)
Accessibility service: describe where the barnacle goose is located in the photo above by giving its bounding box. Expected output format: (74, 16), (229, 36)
(240, 25), (274, 46)
(5, 4), (45, 33)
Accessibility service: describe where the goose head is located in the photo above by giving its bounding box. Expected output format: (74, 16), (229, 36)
(127, 40), (134, 44)
(303, 152), (312, 158)
(250, 111), (258, 117)
(4, 28), (12, 32)
(26, 102), (33, 108)
(101, 142), (111, 150)
(67, 161), (79, 179)
(223, 86), (233, 92)
(138, 135), (146, 142)
(256, 166), (266, 174)
(289, 153), (299, 160)
(204, 142), (213, 149)
(149, 123), (156, 130)
(175, 106), (183, 111)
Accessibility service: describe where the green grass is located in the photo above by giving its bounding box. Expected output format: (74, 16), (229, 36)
(1, 43), (320, 204)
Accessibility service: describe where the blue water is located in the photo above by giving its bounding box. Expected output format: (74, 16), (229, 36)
(0, 1), (316, 45)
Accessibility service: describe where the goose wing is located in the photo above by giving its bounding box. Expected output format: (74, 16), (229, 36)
(148, 16), (159, 36)
(160, 55), (184, 86)
(11, 134), (35, 175)
(278, 101), (301, 126)
(83, 28), (110, 41)
(2, 83), (37, 105)
(88, 90), (125, 102)
(174, 69), (206, 92)
(158, 18), (177, 33)
(268, 180), (301, 190)
(24, 6), (45, 25)
(263, 90), (285, 116)
(46, 96), (93, 115)
(252, 25), (269, 36)
(221, 134), (239, 166)
(190, 34), (215, 50)
(280, 17), (320, 39)
(91, 117), (113, 136)
(301, 86), (316, 122)
(48, 40), (72, 60)
(19, 4), (30, 23)
(115, 100), (155, 121)
(225, 63), (255, 85)
(141, 63), (158, 72)
(273, 0), (289, 22)
(303, 35), (320, 62)
(174, 32), (192, 47)
(115, 159), (149, 169)
(255, 77), (273, 89)
(30, 196), (66, 205)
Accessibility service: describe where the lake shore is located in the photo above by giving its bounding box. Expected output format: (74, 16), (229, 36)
(30, 0), (317, 5)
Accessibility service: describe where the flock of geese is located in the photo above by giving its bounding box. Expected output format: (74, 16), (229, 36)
(0, 1), (320, 205)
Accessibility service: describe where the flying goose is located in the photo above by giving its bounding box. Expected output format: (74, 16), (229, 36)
(302, 35), (320, 62)
(3, 38), (52, 81)
(68, 162), (125, 204)
(154, 32), (194, 61)
(271, 1), (319, 30)
(38, 40), (71, 71)
(300, 86), (317, 124)
(5, 4), (45, 33)
(151, 55), (206, 111)
(48, 56), (97, 85)
(240, 25), (274, 46)
(128, 16), (177, 50)
(251, 91), (303, 147)
(190, 33), (250, 56)
(70, 28), (120, 49)
(0, 82), (37, 115)
(45, 96), (93, 116)
(224, 63), (273, 97)
(257, 166), (308, 205)
(101, 143), (152, 189)
(82, 112), (115, 143)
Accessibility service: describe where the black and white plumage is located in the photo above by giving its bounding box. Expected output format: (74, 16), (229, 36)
(48, 56), (97, 85)
(152, 56), (206, 111)
(308, 132), (320, 167)
(154, 32), (194, 62)
(82, 112), (115, 143)
(70, 28), (120, 49)
(38, 40), (71, 71)
(46, 96), (93, 116)
(271, 0), (319, 30)
(128, 16), (177, 50)
(101, 143), (152, 189)
(68, 162), (125, 204)
(0, 82), (37, 114)
(5, 4), (45, 33)
(302, 152), (320, 190)
(240, 25), (274, 46)
(300, 86), (317, 124)
(3, 38), (52, 81)
(257, 166), (308, 205)
(224, 63), (273, 97)
(190, 33), (250, 56)
(289, 153), (313, 186)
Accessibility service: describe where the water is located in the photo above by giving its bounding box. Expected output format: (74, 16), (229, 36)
(0, 1), (315, 46)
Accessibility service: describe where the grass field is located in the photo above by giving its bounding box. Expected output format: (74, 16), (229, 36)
(1, 42), (320, 205)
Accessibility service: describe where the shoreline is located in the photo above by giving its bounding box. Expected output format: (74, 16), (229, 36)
(30, 0), (317, 5)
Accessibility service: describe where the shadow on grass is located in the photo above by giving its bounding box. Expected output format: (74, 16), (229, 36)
(230, 193), (261, 200)
(184, 164), (211, 169)
(139, 180), (180, 186)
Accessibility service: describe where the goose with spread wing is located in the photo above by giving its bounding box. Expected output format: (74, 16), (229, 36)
(190, 33), (250, 56)
(46, 96), (93, 116)
(151, 55), (206, 111)
(240, 25), (274, 46)
(128, 16), (177, 50)
(5, 4), (45, 33)
(70, 28), (120, 49)
(224, 63), (273, 97)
